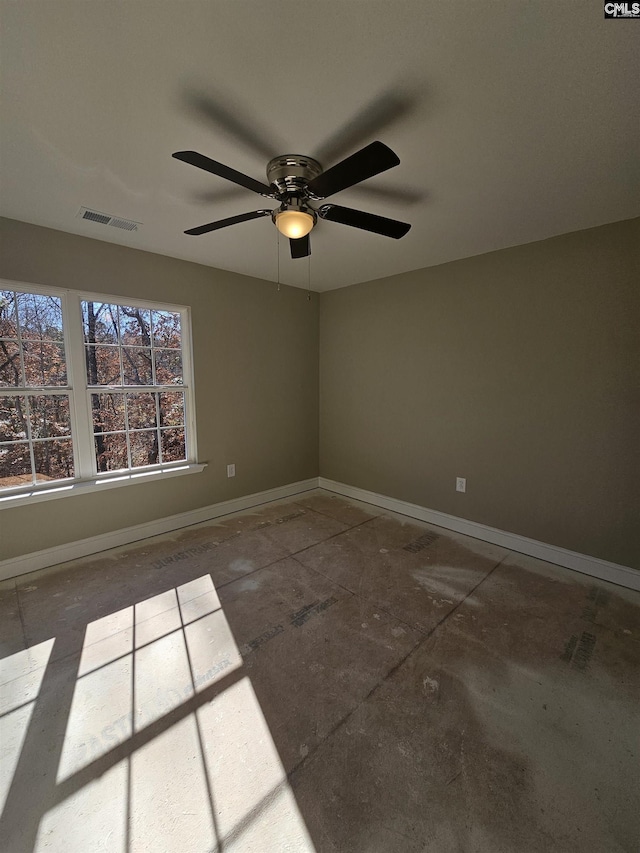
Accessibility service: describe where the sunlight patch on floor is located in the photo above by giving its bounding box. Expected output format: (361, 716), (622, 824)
(1, 576), (314, 851)
(0, 639), (55, 813)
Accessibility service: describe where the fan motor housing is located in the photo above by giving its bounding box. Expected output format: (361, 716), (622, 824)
(266, 155), (322, 196)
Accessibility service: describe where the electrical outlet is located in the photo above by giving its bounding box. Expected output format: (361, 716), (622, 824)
(456, 477), (466, 493)
(227, 463), (236, 478)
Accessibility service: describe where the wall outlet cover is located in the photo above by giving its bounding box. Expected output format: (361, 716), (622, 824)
(227, 464), (236, 478)
(456, 477), (466, 493)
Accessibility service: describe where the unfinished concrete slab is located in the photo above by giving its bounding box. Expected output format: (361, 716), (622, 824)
(0, 580), (25, 657)
(0, 490), (638, 852)
(219, 557), (421, 772)
(294, 491), (378, 527)
(291, 550), (640, 852)
(296, 512), (508, 633)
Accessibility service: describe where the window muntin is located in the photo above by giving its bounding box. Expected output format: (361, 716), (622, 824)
(0, 290), (74, 489)
(90, 390), (186, 472)
(1, 290), (67, 386)
(0, 284), (194, 494)
(83, 300), (186, 473)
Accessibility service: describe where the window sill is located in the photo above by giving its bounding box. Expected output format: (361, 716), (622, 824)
(0, 463), (207, 509)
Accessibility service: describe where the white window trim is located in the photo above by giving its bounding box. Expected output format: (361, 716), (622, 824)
(0, 462), (207, 509)
(0, 278), (202, 505)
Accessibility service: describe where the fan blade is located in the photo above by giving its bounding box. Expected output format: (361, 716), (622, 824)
(290, 234), (310, 259)
(173, 151), (273, 196)
(184, 209), (272, 236)
(318, 204), (411, 239)
(307, 141), (400, 200)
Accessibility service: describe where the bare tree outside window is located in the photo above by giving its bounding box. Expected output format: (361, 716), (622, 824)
(0, 290), (73, 488)
(1, 287), (192, 492)
(83, 301), (186, 473)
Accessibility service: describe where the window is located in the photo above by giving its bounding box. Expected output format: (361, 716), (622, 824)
(0, 282), (198, 499)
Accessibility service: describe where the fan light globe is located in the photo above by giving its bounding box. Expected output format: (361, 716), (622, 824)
(275, 209), (315, 239)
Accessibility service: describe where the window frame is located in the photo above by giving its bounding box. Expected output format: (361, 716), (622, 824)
(0, 278), (201, 506)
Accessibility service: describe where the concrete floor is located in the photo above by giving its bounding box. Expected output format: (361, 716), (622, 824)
(0, 489), (638, 852)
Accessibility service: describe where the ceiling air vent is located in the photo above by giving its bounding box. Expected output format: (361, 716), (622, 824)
(77, 207), (140, 231)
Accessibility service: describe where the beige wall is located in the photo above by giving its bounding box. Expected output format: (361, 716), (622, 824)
(0, 218), (319, 561)
(2, 216), (638, 570)
(319, 218), (640, 569)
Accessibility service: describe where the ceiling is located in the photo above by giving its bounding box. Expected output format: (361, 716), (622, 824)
(1, 1), (638, 292)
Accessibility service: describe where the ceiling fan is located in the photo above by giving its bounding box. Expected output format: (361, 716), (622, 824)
(172, 141), (411, 259)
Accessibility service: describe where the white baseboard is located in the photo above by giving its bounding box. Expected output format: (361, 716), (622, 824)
(4, 475), (638, 592)
(0, 478), (319, 582)
(319, 477), (640, 592)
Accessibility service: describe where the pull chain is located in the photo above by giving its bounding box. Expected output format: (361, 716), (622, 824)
(307, 251), (311, 301)
(277, 230), (281, 292)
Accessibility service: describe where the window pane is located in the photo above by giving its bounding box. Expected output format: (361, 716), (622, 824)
(161, 428), (186, 463)
(91, 393), (125, 433)
(0, 341), (23, 386)
(28, 395), (71, 439)
(119, 306), (151, 346)
(152, 311), (181, 348)
(0, 291), (18, 337)
(23, 341), (67, 386)
(127, 393), (157, 430)
(154, 349), (182, 385)
(18, 293), (64, 342)
(0, 441), (32, 487)
(159, 391), (185, 427)
(86, 345), (122, 385)
(82, 302), (119, 344)
(95, 432), (128, 472)
(0, 396), (28, 441)
(122, 348), (152, 385)
(33, 438), (74, 482)
(130, 429), (159, 468)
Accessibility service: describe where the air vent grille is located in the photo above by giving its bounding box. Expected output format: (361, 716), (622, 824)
(109, 217), (138, 231)
(82, 210), (111, 224)
(77, 207), (140, 231)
